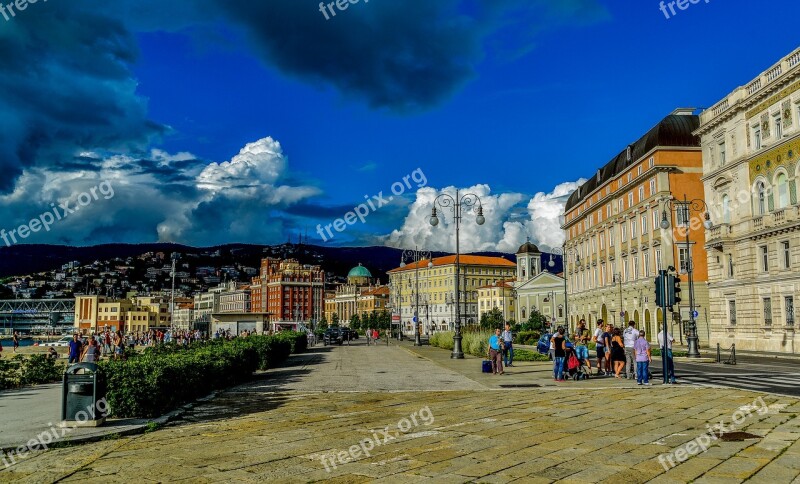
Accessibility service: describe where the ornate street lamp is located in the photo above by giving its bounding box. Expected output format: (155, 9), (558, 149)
(430, 190), (485, 359)
(400, 247), (433, 346)
(659, 195), (713, 358)
(549, 246), (579, 331)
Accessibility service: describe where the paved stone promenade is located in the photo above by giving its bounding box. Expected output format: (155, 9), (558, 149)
(2, 341), (799, 483)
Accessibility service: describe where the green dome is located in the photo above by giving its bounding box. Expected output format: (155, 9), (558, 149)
(348, 264), (372, 279)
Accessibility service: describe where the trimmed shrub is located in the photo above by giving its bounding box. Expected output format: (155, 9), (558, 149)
(429, 331), (550, 362)
(0, 354), (65, 390)
(100, 333), (305, 418)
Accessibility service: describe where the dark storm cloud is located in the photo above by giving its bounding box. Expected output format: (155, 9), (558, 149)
(0, 2), (168, 193)
(211, 0), (607, 111)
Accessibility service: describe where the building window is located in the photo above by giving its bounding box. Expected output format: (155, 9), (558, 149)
(628, 192), (634, 208)
(676, 203), (690, 226)
(649, 179), (656, 196)
(728, 253), (734, 278)
(643, 250), (650, 277)
(756, 182), (766, 215)
(764, 297), (772, 325)
(729, 300), (737, 325)
(637, 165), (642, 176)
(786, 296), (795, 326)
(638, 186), (644, 202)
(649, 157), (655, 168)
(761, 245), (769, 272)
(623, 257), (629, 281)
(599, 230), (605, 250)
(621, 222), (627, 242)
(641, 214), (648, 235)
(775, 114), (783, 139)
(606, 205), (611, 218)
(776, 173), (789, 209)
(633, 255), (639, 280)
(618, 199), (624, 213)
(722, 195), (731, 224)
(678, 246), (690, 273)
(719, 141), (726, 165)
(754, 125), (762, 149)
(656, 249), (662, 271)
(784, 241), (791, 269)
(630, 219), (637, 238)
(609, 228), (615, 246)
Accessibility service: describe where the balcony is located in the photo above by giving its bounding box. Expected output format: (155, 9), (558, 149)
(706, 223), (732, 247)
(753, 216), (763, 231)
(774, 209), (786, 225)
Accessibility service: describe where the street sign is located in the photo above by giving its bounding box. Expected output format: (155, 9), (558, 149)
(619, 311), (624, 317)
(412, 316), (417, 323)
(392, 314), (400, 322)
(692, 310), (699, 318)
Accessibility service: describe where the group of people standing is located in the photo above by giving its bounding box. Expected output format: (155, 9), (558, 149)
(486, 324), (516, 374)
(561, 318), (676, 384)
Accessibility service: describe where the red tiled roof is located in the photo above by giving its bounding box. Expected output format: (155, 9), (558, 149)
(388, 255), (515, 273)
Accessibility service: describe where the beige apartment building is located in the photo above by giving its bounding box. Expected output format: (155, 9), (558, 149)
(75, 295), (171, 334)
(697, 47), (800, 353)
(562, 110), (710, 343)
(387, 255), (516, 335)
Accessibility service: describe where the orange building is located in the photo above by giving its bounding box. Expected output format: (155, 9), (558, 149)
(250, 258), (324, 323)
(562, 109), (710, 341)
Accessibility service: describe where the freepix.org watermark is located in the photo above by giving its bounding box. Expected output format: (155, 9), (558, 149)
(0, 0), (47, 22)
(0, 180), (115, 247)
(2, 398), (110, 469)
(316, 168), (427, 242)
(318, 0), (369, 21)
(319, 406), (434, 472)
(658, 0), (710, 20)
(658, 396), (770, 471)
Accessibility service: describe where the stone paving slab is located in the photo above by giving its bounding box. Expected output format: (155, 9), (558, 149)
(1, 341), (799, 483)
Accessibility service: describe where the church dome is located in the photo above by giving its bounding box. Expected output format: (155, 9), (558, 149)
(347, 263), (372, 279)
(516, 241), (541, 254)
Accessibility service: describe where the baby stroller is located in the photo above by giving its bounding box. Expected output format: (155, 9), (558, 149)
(564, 347), (591, 381)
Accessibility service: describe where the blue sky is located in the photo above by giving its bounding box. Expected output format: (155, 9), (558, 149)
(0, 0), (797, 251)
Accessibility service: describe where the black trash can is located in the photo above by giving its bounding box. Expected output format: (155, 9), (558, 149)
(61, 363), (107, 426)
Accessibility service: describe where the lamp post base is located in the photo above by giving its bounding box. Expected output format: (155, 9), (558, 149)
(414, 332), (422, 346)
(687, 321), (701, 358)
(451, 332), (464, 359)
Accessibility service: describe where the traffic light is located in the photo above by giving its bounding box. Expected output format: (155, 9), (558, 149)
(655, 275), (666, 307)
(666, 274), (682, 311)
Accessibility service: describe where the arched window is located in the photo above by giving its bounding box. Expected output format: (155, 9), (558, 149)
(776, 173), (789, 209)
(722, 195), (731, 224)
(521, 307), (526, 319)
(757, 182), (766, 215)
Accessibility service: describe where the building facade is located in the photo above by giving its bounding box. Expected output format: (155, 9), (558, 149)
(323, 265), (390, 325)
(562, 110), (710, 343)
(387, 255), (516, 334)
(250, 258), (324, 323)
(74, 295), (171, 334)
(697, 47), (800, 352)
(512, 242), (566, 328)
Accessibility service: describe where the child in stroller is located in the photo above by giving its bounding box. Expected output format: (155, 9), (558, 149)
(563, 346), (591, 380)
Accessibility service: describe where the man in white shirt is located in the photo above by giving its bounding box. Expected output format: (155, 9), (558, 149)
(622, 321), (639, 380)
(657, 327), (676, 384)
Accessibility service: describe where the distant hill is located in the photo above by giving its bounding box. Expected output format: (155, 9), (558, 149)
(0, 243), (560, 281)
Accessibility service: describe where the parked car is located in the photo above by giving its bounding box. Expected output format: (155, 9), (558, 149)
(40, 336), (73, 347)
(323, 328), (343, 346)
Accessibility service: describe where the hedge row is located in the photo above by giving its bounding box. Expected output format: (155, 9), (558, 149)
(0, 354), (65, 390)
(428, 331), (549, 361)
(100, 332), (307, 418)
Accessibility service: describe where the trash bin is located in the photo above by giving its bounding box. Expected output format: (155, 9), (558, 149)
(61, 363), (107, 426)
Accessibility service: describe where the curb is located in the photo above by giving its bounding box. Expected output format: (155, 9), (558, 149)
(0, 390), (219, 455)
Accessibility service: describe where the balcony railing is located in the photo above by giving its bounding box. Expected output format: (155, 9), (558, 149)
(753, 216), (763, 230)
(774, 209), (786, 225)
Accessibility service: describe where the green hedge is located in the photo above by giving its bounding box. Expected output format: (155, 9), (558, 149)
(0, 354), (65, 390)
(100, 333), (306, 418)
(429, 331), (548, 361)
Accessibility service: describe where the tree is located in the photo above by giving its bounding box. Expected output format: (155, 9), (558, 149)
(480, 307), (504, 331)
(317, 315), (328, 330)
(331, 312), (340, 326)
(522, 307), (548, 332)
(368, 311), (378, 329)
(350, 314), (361, 331)
(378, 310), (390, 330)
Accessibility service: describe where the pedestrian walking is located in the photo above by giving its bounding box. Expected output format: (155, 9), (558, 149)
(372, 329), (379, 341)
(12, 331), (19, 353)
(623, 321), (639, 379)
(365, 327), (371, 345)
(592, 320), (606, 375)
(551, 327), (566, 381)
(487, 328), (504, 375)
(634, 330), (652, 385)
(82, 336), (99, 363)
(501, 323), (514, 367)
(657, 326), (677, 384)
(68, 333), (83, 364)
(610, 327), (625, 378)
(602, 323), (613, 375)
(574, 319), (591, 371)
